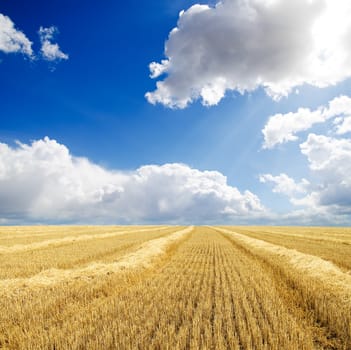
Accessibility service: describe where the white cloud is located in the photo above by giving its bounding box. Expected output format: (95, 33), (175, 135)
(262, 107), (324, 149)
(0, 14), (33, 57)
(334, 116), (351, 135)
(300, 133), (351, 211)
(265, 206), (348, 226)
(0, 137), (264, 224)
(0, 14), (68, 64)
(300, 133), (351, 177)
(262, 95), (351, 148)
(146, 0), (351, 108)
(259, 173), (309, 198)
(38, 26), (68, 61)
(262, 133), (351, 221)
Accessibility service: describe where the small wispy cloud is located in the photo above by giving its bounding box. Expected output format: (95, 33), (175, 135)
(259, 173), (309, 198)
(0, 12), (68, 66)
(38, 26), (68, 62)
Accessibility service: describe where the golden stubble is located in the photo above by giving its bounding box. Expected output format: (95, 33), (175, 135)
(0, 225), (350, 349)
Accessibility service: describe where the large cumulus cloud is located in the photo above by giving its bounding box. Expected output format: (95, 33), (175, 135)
(0, 137), (264, 224)
(146, 0), (351, 108)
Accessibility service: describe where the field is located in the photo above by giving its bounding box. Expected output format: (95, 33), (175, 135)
(0, 226), (351, 349)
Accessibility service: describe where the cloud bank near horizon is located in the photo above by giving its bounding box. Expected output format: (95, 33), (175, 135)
(146, 0), (351, 108)
(0, 137), (264, 224)
(0, 136), (350, 225)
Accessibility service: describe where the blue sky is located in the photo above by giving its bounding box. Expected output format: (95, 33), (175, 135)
(1, 0), (351, 225)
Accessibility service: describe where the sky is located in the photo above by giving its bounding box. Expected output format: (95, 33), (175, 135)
(1, 0), (351, 225)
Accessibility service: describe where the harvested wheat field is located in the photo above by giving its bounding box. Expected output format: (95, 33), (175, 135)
(0, 226), (351, 349)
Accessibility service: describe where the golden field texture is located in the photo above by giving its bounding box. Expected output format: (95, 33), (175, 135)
(0, 226), (350, 349)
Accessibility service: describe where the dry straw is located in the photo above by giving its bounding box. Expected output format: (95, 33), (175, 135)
(215, 227), (351, 293)
(0, 226), (170, 254)
(0, 226), (194, 289)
